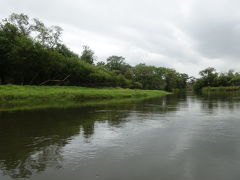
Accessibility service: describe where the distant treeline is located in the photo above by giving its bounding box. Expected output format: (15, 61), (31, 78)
(0, 13), (189, 91)
(194, 67), (240, 91)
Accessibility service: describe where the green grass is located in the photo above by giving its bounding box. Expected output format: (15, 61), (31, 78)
(0, 85), (169, 112)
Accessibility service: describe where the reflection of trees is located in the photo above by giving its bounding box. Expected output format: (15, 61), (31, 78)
(196, 93), (240, 114)
(0, 110), (80, 179)
(1, 144), (63, 179)
(0, 95), (184, 179)
(129, 93), (187, 114)
(0, 107), (132, 178)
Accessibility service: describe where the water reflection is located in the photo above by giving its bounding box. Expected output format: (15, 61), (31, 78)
(1, 93), (240, 180)
(197, 93), (240, 114)
(0, 95), (182, 179)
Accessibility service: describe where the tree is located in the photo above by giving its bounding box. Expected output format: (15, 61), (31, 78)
(55, 44), (78, 58)
(177, 73), (189, 89)
(0, 22), (21, 84)
(96, 61), (105, 67)
(229, 74), (240, 86)
(31, 18), (62, 48)
(164, 69), (178, 91)
(193, 68), (240, 91)
(6, 13), (31, 36)
(80, 46), (95, 64)
(0, 12), (190, 90)
(133, 64), (165, 90)
(106, 56), (131, 73)
(199, 67), (218, 87)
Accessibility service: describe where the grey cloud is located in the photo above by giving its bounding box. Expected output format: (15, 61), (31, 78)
(181, 0), (240, 59)
(1, 0), (240, 76)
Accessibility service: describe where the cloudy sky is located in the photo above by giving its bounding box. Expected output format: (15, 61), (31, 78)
(1, 0), (240, 76)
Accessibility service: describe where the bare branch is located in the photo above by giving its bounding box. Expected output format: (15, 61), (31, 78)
(40, 75), (70, 85)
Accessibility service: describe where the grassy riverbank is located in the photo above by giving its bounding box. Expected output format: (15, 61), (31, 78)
(202, 86), (240, 93)
(0, 85), (169, 112)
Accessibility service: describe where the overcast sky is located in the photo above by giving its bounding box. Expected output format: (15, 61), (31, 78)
(1, 0), (240, 76)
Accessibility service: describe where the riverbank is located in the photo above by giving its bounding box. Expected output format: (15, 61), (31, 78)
(202, 86), (240, 93)
(0, 85), (169, 112)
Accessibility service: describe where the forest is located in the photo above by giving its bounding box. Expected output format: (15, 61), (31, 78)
(1, 13), (240, 93)
(193, 67), (240, 91)
(0, 13), (189, 91)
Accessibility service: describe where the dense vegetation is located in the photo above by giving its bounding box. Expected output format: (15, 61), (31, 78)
(194, 67), (240, 91)
(0, 13), (188, 91)
(202, 86), (240, 93)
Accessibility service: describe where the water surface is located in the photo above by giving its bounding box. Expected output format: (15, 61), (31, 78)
(1, 93), (240, 180)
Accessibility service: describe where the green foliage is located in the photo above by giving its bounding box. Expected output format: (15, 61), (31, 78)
(130, 82), (143, 89)
(133, 64), (164, 90)
(132, 64), (188, 91)
(106, 56), (131, 74)
(193, 79), (205, 92)
(96, 61), (106, 67)
(55, 44), (78, 58)
(31, 18), (63, 48)
(6, 13), (31, 36)
(199, 67), (218, 86)
(194, 68), (240, 91)
(80, 46), (95, 64)
(0, 13), (188, 91)
(202, 86), (240, 94)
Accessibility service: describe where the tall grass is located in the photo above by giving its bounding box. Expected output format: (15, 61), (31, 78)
(0, 85), (169, 111)
(202, 86), (240, 93)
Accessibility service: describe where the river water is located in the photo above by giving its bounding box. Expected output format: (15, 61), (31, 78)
(1, 93), (240, 180)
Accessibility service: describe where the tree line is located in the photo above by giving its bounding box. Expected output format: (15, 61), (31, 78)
(193, 67), (240, 91)
(0, 13), (189, 91)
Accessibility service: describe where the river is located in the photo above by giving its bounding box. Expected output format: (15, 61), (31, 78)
(0, 93), (240, 180)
